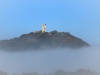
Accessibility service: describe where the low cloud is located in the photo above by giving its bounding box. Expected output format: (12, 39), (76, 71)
(0, 46), (100, 75)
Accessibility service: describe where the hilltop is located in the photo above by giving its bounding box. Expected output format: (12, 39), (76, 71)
(0, 30), (90, 51)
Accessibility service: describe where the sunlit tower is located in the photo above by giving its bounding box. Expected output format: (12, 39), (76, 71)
(42, 24), (46, 33)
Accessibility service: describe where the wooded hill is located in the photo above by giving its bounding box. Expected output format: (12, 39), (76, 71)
(0, 30), (90, 51)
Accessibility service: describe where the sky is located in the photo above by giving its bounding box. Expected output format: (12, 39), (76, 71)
(0, 0), (100, 46)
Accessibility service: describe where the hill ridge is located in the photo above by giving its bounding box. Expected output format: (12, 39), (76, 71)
(0, 30), (90, 51)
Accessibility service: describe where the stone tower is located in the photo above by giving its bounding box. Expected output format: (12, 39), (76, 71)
(42, 24), (46, 33)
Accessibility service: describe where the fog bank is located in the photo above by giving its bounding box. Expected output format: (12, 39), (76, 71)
(0, 47), (100, 75)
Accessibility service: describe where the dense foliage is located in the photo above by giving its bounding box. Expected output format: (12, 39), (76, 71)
(0, 30), (89, 51)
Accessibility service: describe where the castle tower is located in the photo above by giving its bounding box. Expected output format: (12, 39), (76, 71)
(42, 24), (46, 33)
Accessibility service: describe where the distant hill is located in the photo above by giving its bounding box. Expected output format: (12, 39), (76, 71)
(0, 30), (90, 51)
(44, 69), (100, 75)
(0, 69), (99, 75)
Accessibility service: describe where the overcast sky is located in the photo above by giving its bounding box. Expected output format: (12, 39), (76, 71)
(0, 0), (100, 46)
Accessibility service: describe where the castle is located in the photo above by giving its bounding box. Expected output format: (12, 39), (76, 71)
(42, 24), (46, 33)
